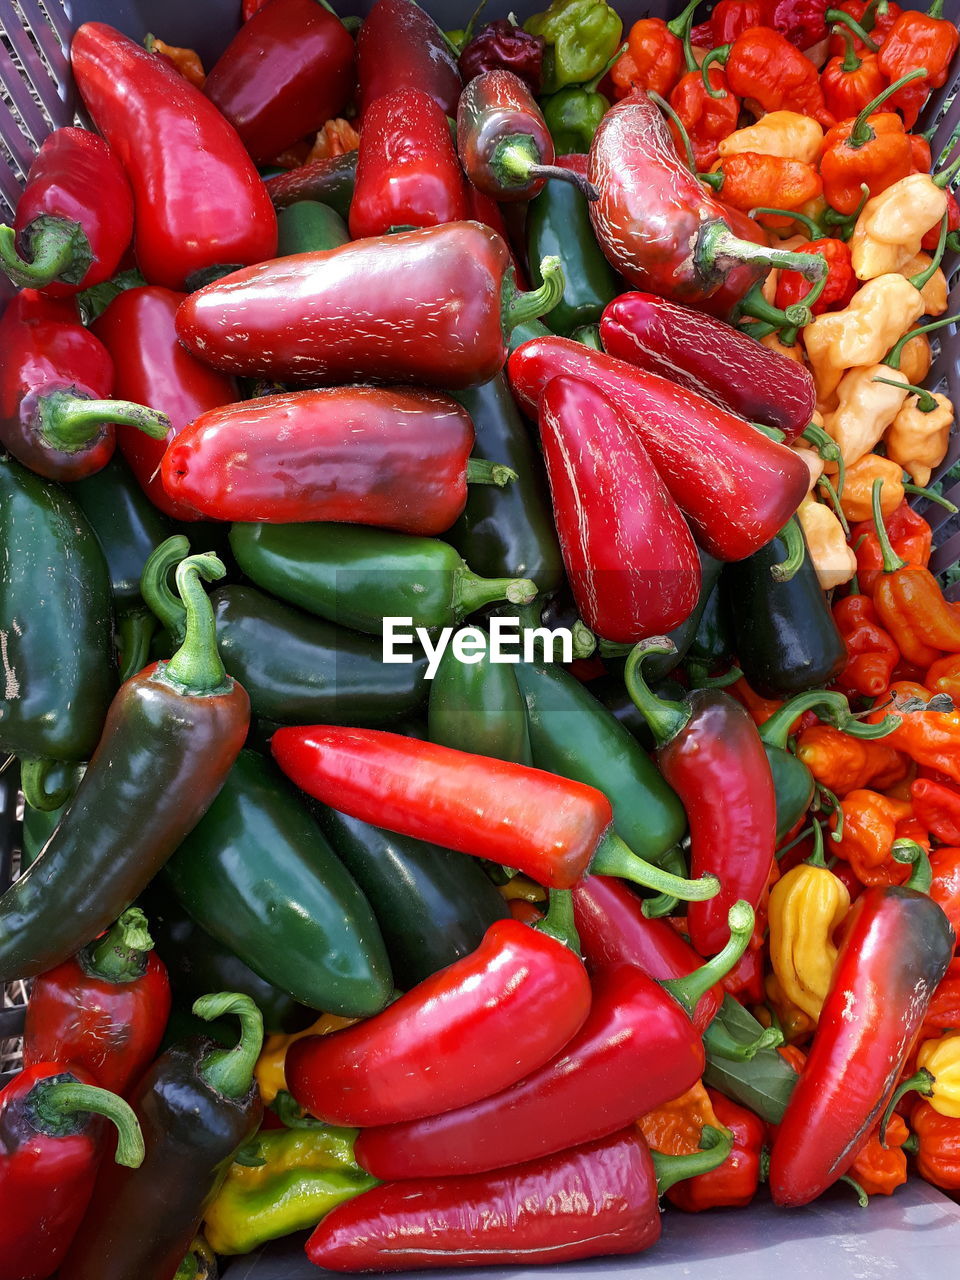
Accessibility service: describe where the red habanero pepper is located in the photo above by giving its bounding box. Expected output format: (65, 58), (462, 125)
(175, 223), (565, 390)
(23, 909), (170, 1097)
(927, 846), (960, 936)
(350, 89), (469, 239)
(848, 1114), (909, 1196)
(865, 681), (960, 785)
(910, 131), (934, 172)
(0, 289), (170, 482)
(610, 0), (700, 100)
(913, 1101), (960, 1190)
(832, 593), (900, 697)
(775, 238), (857, 316)
(536, 376), (701, 643)
(508, 336), (811, 561)
(459, 21), (546, 95)
(924, 957), (960, 1033)
(827, 0), (902, 55)
(821, 28), (886, 120)
(850, 498), (932, 595)
(926, 654), (960, 701)
(691, 0), (770, 47)
(623, 642), (777, 957)
(769, 0), (833, 47)
(600, 292), (816, 438)
(724, 27), (834, 126)
(668, 69), (741, 171)
(911, 778), (960, 846)
(160, 386), (503, 534)
(356, 0), (461, 121)
(922, 188), (960, 249)
(286, 901), (592, 1126)
(712, 155), (824, 229)
(769, 885), (955, 1204)
(819, 97), (920, 215)
(877, 3), (960, 130)
(0, 128), (133, 296)
(0, 1062), (144, 1280)
(829, 789), (914, 886)
(667, 1090), (764, 1211)
(202, 0), (355, 164)
(70, 23), (277, 291)
(353, 908), (754, 1180)
(93, 286), (238, 520)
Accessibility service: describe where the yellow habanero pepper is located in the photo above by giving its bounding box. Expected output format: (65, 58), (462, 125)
(884, 392), (955, 488)
(255, 1012), (357, 1105)
(897, 253), (949, 316)
(821, 364), (910, 466)
(898, 332), (933, 385)
(796, 496), (857, 590)
(838, 454), (905, 524)
(768, 856), (851, 1022)
(849, 174), (948, 281)
(917, 1033), (960, 1119)
(717, 111), (824, 164)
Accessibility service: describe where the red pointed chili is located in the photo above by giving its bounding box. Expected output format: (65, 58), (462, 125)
(356, 0), (462, 121)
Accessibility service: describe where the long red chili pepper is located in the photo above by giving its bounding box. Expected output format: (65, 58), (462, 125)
(70, 22), (277, 289)
(23, 908), (171, 1097)
(0, 289), (170, 482)
(536, 375), (701, 642)
(0, 128), (133, 296)
(270, 725), (720, 900)
(624, 640), (778, 957)
(160, 386), (514, 533)
(599, 291), (817, 439)
(202, 0), (355, 164)
(349, 88), (469, 240)
(175, 223), (564, 389)
(356, 0), (462, 120)
(286, 905), (592, 1126)
(507, 336), (809, 561)
(769, 885), (955, 1205)
(353, 904), (753, 1179)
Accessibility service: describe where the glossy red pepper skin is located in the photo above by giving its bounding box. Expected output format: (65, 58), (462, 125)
(349, 89), (468, 240)
(508, 336), (809, 561)
(161, 387), (476, 533)
(775, 238), (856, 316)
(929, 846), (960, 937)
(600, 292), (816, 439)
(356, 0), (461, 121)
(537, 376), (701, 642)
(1, 128), (133, 297)
(353, 962), (704, 1180)
(70, 23), (277, 290)
(93, 286), (236, 520)
(667, 1090), (764, 1211)
(770, 886), (955, 1206)
(457, 69), (556, 202)
(176, 223), (520, 390)
(203, 0), (355, 164)
(286, 919), (590, 1126)
(571, 875), (722, 1031)
(308, 1128), (662, 1270)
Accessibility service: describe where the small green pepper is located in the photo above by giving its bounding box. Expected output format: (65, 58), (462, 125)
(540, 45), (623, 153)
(525, 0), (622, 93)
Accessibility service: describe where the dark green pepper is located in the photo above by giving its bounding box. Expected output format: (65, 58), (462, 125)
(428, 639), (533, 765)
(688, 580), (735, 671)
(542, 83), (607, 154)
(267, 150), (357, 220)
(276, 200), (350, 256)
(21, 763), (85, 869)
(165, 750), (393, 1018)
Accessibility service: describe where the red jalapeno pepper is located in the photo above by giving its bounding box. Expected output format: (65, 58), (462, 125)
(624, 641), (778, 957)
(0, 128), (133, 296)
(70, 22), (277, 290)
(23, 908), (171, 1097)
(203, 0), (355, 164)
(356, 0), (462, 121)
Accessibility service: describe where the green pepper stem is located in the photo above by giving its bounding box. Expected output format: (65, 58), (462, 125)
(640, 845), (688, 919)
(837, 23), (862, 70)
(117, 608), (156, 684)
(19, 756), (75, 812)
(872, 375), (937, 412)
(662, 901), (756, 1016)
(770, 519), (806, 583)
(878, 1069), (934, 1144)
(504, 256), (566, 331)
(883, 312), (960, 369)
(818, 474), (850, 533)
(849, 68), (928, 146)
(141, 534), (191, 643)
(30, 1077), (145, 1167)
(735, 281), (813, 333)
(622, 639), (689, 745)
(841, 1174), (870, 1207)
(648, 90), (698, 173)
(892, 839), (933, 893)
(826, 8), (878, 50)
(466, 458), (518, 487)
(571, 619), (597, 659)
(493, 135), (599, 200)
(903, 482), (958, 512)
(667, 0), (702, 40)
(701, 223), (828, 284)
(651, 1125), (735, 1194)
(194, 992), (264, 1099)
(585, 41), (628, 92)
(933, 146), (960, 187)
(928, 0), (944, 17)
(38, 391), (170, 451)
(910, 213), (948, 289)
(760, 688), (899, 747)
(0, 219), (83, 289)
(272, 1090), (330, 1129)
(802, 421), (844, 497)
(85, 908), (153, 983)
(572, 323), (602, 349)
(748, 207), (825, 239)
(872, 477), (907, 573)
(592, 828), (721, 901)
(806, 819), (827, 867)
(700, 46), (731, 97)
(704, 1019), (783, 1060)
(162, 554), (229, 693)
(455, 568), (538, 615)
(533, 889), (582, 955)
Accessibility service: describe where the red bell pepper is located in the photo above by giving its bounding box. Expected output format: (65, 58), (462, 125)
(160, 386), (511, 533)
(666, 1090), (764, 1211)
(457, 69), (596, 202)
(0, 1061), (144, 1280)
(537, 376), (701, 643)
(271, 725), (720, 900)
(353, 908), (752, 1180)
(587, 91), (826, 317)
(356, 0), (462, 121)
(202, 0), (355, 164)
(92, 286), (238, 520)
(0, 289), (170, 482)
(599, 291), (817, 439)
(70, 22), (277, 290)
(350, 88), (469, 240)
(22, 908), (171, 1098)
(624, 642), (778, 957)
(175, 222), (564, 389)
(769, 885), (955, 1205)
(0, 128), (133, 296)
(286, 910), (592, 1126)
(507, 336), (810, 561)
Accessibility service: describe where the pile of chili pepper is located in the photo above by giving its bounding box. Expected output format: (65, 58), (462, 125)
(1, 0), (960, 1273)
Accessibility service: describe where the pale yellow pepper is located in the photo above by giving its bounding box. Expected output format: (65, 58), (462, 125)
(768, 862), (850, 1022)
(850, 174), (948, 281)
(717, 111), (823, 163)
(255, 1012), (357, 1105)
(761, 332), (805, 363)
(838, 454), (905, 523)
(897, 253), (949, 315)
(884, 392), (955, 487)
(803, 274), (925, 403)
(821, 364), (911, 465)
(917, 1033), (960, 1118)
(793, 443), (826, 492)
(899, 333), (933, 385)
(797, 496), (857, 590)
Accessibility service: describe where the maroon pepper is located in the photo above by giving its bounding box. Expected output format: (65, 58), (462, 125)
(623, 640), (778, 957)
(0, 128), (133, 297)
(349, 89), (469, 240)
(459, 19), (546, 94)
(599, 292), (817, 440)
(0, 289), (170, 482)
(536, 375), (701, 642)
(203, 0), (355, 164)
(356, 0), (462, 120)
